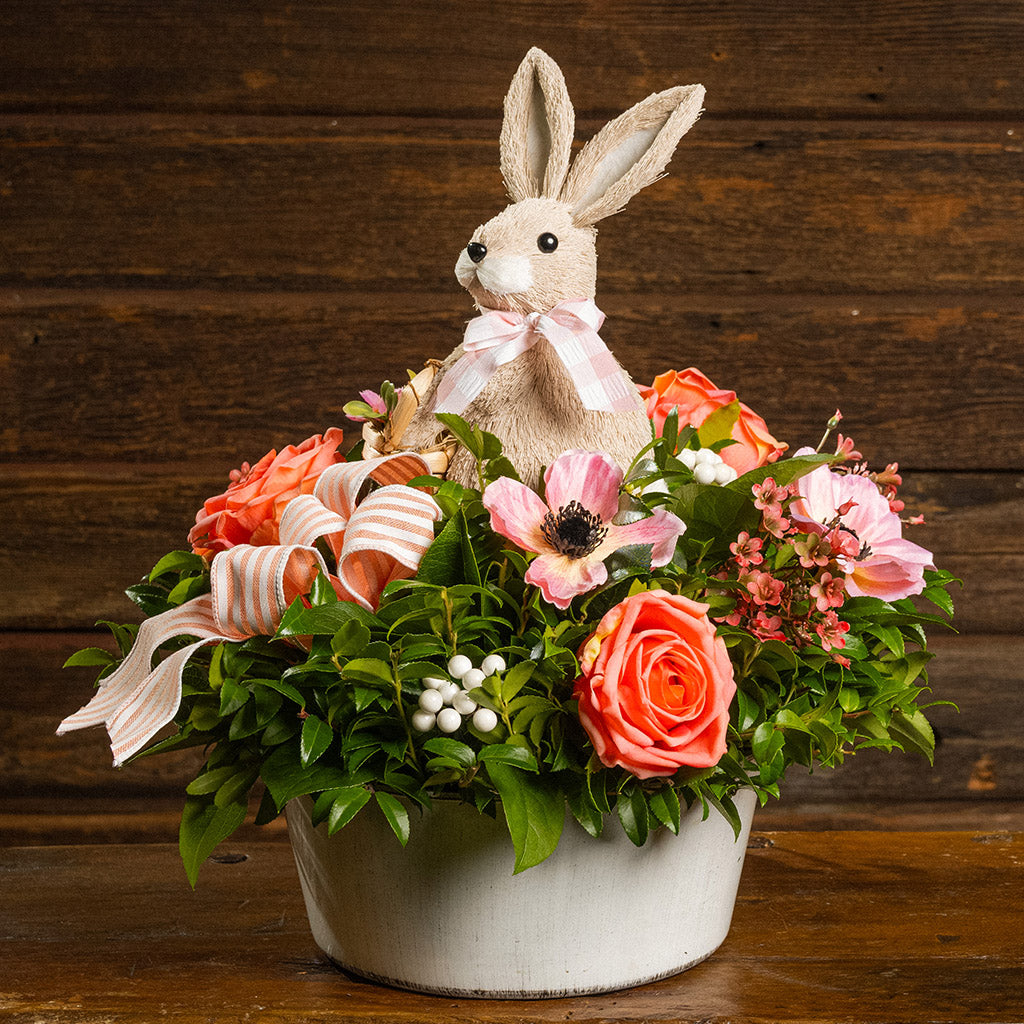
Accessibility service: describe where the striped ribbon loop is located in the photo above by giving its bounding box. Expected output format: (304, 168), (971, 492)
(58, 451), (440, 765)
(337, 485), (442, 609)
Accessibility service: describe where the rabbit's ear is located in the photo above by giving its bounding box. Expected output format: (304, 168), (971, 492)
(499, 47), (575, 203)
(559, 84), (705, 226)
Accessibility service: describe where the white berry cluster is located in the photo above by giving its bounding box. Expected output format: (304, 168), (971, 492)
(411, 654), (503, 735)
(682, 447), (738, 485)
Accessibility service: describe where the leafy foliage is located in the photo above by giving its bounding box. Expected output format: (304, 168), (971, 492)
(67, 413), (957, 884)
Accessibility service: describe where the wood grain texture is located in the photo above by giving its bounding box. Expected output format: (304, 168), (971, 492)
(5, 794), (1024, 847)
(2, 3), (1022, 841)
(2, 0), (1023, 119)
(3, 468), (1016, 631)
(2, 118), (1022, 295)
(6, 633), (1020, 812)
(2, 834), (1022, 1022)
(3, 291), (1023, 468)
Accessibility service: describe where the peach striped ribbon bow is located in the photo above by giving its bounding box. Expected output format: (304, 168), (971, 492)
(58, 453), (440, 766)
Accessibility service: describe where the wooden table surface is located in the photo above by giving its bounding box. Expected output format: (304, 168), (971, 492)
(2, 831), (1021, 1024)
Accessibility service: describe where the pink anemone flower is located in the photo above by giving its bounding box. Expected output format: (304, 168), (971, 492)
(482, 450), (686, 609)
(789, 450), (932, 601)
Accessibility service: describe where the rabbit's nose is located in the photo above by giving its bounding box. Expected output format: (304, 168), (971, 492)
(466, 241), (487, 264)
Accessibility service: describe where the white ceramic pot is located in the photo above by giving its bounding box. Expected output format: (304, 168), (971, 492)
(286, 788), (756, 998)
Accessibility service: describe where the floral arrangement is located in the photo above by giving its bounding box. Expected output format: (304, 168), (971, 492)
(62, 367), (956, 884)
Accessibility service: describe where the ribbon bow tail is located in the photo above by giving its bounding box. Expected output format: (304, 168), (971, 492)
(57, 545), (327, 765)
(540, 304), (637, 414)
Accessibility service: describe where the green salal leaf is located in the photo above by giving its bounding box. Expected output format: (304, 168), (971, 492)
(331, 619), (373, 658)
(259, 742), (353, 811)
(887, 707), (936, 764)
(327, 786), (372, 835)
(124, 582), (174, 616)
(415, 513), (464, 587)
(566, 786), (604, 838)
(252, 677), (306, 708)
(214, 768), (259, 809)
(63, 647), (117, 668)
(150, 550), (207, 581)
(374, 792), (411, 846)
(616, 784), (650, 847)
(485, 761), (565, 874)
(275, 598), (376, 639)
(95, 620), (139, 656)
(477, 743), (538, 772)
(648, 786), (682, 835)
(300, 713), (334, 767)
(337, 657), (393, 688)
(434, 412), (484, 460)
(422, 737), (476, 768)
(308, 571), (339, 606)
(166, 573), (210, 606)
(660, 406), (680, 454)
(483, 454), (521, 485)
(729, 452), (835, 493)
(699, 785), (744, 839)
(774, 709), (813, 735)
(185, 765), (239, 797)
(218, 678), (250, 717)
(179, 794), (248, 888)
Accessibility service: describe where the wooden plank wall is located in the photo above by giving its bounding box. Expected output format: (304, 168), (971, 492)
(2, 2), (1022, 844)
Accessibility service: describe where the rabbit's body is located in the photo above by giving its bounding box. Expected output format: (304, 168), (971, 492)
(402, 329), (652, 488)
(400, 50), (704, 488)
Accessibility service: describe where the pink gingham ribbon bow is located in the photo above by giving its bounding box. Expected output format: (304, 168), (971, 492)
(433, 298), (636, 415)
(58, 453), (440, 766)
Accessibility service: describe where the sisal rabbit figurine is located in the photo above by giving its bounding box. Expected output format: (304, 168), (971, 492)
(398, 47), (705, 488)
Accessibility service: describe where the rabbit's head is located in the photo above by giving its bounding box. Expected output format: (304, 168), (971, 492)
(455, 48), (705, 315)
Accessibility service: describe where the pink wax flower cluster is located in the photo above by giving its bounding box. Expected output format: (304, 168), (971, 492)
(717, 440), (932, 665)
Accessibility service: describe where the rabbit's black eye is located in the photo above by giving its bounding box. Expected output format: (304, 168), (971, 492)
(537, 233), (558, 253)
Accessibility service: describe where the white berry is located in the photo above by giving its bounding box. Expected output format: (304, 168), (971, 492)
(461, 667), (486, 690)
(411, 710), (436, 732)
(452, 692), (478, 715)
(438, 681), (460, 705)
(472, 707), (498, 733)
(480, 654), (506, 676)
(437, 708), (462, 733)
(679, 448), (698, 469)
(447, 655), (473, 679)
(693, 462), (718, 485)
(418, 689), (444, 714)
(422, 676), (447, 690)
(714, 462), (737, 485)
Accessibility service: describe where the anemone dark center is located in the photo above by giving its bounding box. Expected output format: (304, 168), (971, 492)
(540, 501), (607, 559)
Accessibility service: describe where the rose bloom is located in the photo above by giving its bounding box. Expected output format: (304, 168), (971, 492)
(574, 590), (737, 779)
(639, 368), (788, 476)
(189, 427), (346, 557)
